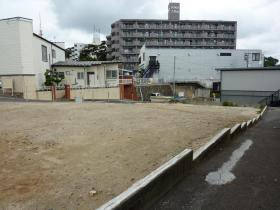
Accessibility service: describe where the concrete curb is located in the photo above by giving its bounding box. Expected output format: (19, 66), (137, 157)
(241, 122), (247, 130)
(97, 149), (193, 210)
(97, 106), (268, 210)
(193, 128), (230, 162)
(230, 123), (241, 138)
(247, 120), (252, 127)
(260, 106), (267, 117)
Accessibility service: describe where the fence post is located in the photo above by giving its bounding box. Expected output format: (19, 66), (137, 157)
(51, 85), (56, 101)
(64, 85), (71, 100)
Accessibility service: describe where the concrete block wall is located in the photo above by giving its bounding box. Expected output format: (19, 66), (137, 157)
(98, 106), (267, 210)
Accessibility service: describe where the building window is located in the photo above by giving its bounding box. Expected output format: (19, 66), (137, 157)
(252, 53), (260, 61)
(52, 49), (56, 59)
(58, 72), (65, 79)
(41, 45), (48, 62)
(220, 53), (232, 56)
(77, 72), (84, 80)
(106, 70), (118, 79)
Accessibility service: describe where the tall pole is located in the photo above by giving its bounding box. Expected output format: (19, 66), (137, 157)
(173, 56), (176, 98)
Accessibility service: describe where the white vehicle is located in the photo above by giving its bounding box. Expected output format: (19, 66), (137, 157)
(151, 93), (161, 97)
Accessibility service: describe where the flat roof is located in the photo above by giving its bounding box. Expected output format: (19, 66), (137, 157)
(144, 46), (261, 51)
(114, 19), (237, 24)
(217, 67), (280, 71)
(52, 60), (122, 67)
(0, 17), (32, 22)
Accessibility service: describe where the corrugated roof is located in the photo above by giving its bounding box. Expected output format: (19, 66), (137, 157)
(52, 60), (122, 67)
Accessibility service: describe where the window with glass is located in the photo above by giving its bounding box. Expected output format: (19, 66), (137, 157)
(52, 49), (56, 59)
(252, 53), (260, 61)
(77, 72), (84, 80)
(41, 45), (48, 62)
(106, 70), (118, 79)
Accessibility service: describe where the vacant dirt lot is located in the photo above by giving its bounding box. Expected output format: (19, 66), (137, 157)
(0, 102), (257, 209)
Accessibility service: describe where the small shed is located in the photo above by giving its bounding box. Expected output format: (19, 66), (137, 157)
(218, 67), (280, 105)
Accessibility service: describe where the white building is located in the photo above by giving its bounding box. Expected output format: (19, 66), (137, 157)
(139, 45), (264, 87)
(219, 67), (280, 105)
(0, 17), (65, 97)
(68, 43), (88, 61)
(52, 60), (122, 88)
(68, 34), (101, 61)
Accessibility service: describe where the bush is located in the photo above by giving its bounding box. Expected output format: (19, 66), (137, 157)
(257, 104), (265, 113)
(223, 101), (237, 107)
(169, 98), (180, 103)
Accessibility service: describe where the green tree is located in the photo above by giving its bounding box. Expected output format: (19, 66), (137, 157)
(44, 69), (64, 86)
(264, 56), (279, 67)
(65, 48), (72, 59)
(79, 41), (107, 61)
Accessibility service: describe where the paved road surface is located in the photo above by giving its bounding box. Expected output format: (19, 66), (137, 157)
(152, 107), (280, 210)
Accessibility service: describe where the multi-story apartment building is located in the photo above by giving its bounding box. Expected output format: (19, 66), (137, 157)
(106, 2), (237, 70)
(68, 33), (101, 61)
(68, 43), (88, 61)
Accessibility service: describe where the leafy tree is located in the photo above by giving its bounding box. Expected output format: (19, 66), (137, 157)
(65, 48), (72, 59)
(79, 41), (107, 61)
(264, 56), (279, 67)
(44, 69), (64, 86)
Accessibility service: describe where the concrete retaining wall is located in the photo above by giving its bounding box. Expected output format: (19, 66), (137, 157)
(97, 106), (267, 210)
(71, 87), (120, 100)
(35, 87), (120, 101)
(97, 149), (193, 210)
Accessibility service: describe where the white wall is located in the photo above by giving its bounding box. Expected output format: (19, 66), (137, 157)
(221, 70), (280, 92)
(0, 17), (65, 90)
(139, 46), (264, 83)
(55, 63), (119, 88)
(0, 18), (34, 75)
(33, 35), (65, 89)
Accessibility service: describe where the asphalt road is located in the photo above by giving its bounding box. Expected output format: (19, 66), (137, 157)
(152, 107), (280, 210)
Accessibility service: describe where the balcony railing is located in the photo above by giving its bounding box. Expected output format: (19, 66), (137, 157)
(120, 49), (139, 54)
(119, 23), (236, 31)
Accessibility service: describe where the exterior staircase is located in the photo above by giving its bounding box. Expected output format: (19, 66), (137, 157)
(142, 59), (160, 78)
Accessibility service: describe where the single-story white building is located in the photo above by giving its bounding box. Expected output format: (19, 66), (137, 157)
(139, 45), (264, 87)
(0, 17), (65, 98)
(51, 60), (123, 88)
(219, 67), (280, 105)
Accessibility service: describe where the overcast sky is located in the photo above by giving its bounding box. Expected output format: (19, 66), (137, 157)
(1, 0), (279, 59)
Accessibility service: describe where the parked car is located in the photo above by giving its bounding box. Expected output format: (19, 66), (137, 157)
(150, 92), (161, 97)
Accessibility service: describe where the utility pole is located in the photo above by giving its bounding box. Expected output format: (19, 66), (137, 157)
(173, 56), (176, 98)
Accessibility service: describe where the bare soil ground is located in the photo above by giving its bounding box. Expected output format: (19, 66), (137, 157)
(0, 102), (257, 210)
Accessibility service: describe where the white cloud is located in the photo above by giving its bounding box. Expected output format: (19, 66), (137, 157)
(0, 0), (279, 58)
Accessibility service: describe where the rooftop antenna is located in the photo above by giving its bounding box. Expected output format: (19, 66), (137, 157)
(39, 14), (43, 37)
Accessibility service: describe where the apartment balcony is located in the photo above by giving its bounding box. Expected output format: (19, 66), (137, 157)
(112, 43), (120, 49)
(120, 32), (142, 38)
(121, 40), (144, 47)
(111, 25), (120, 33)
(111, 35), (120, 41)
(120, 24), (137, 29)
(120, 49), (139, 55)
